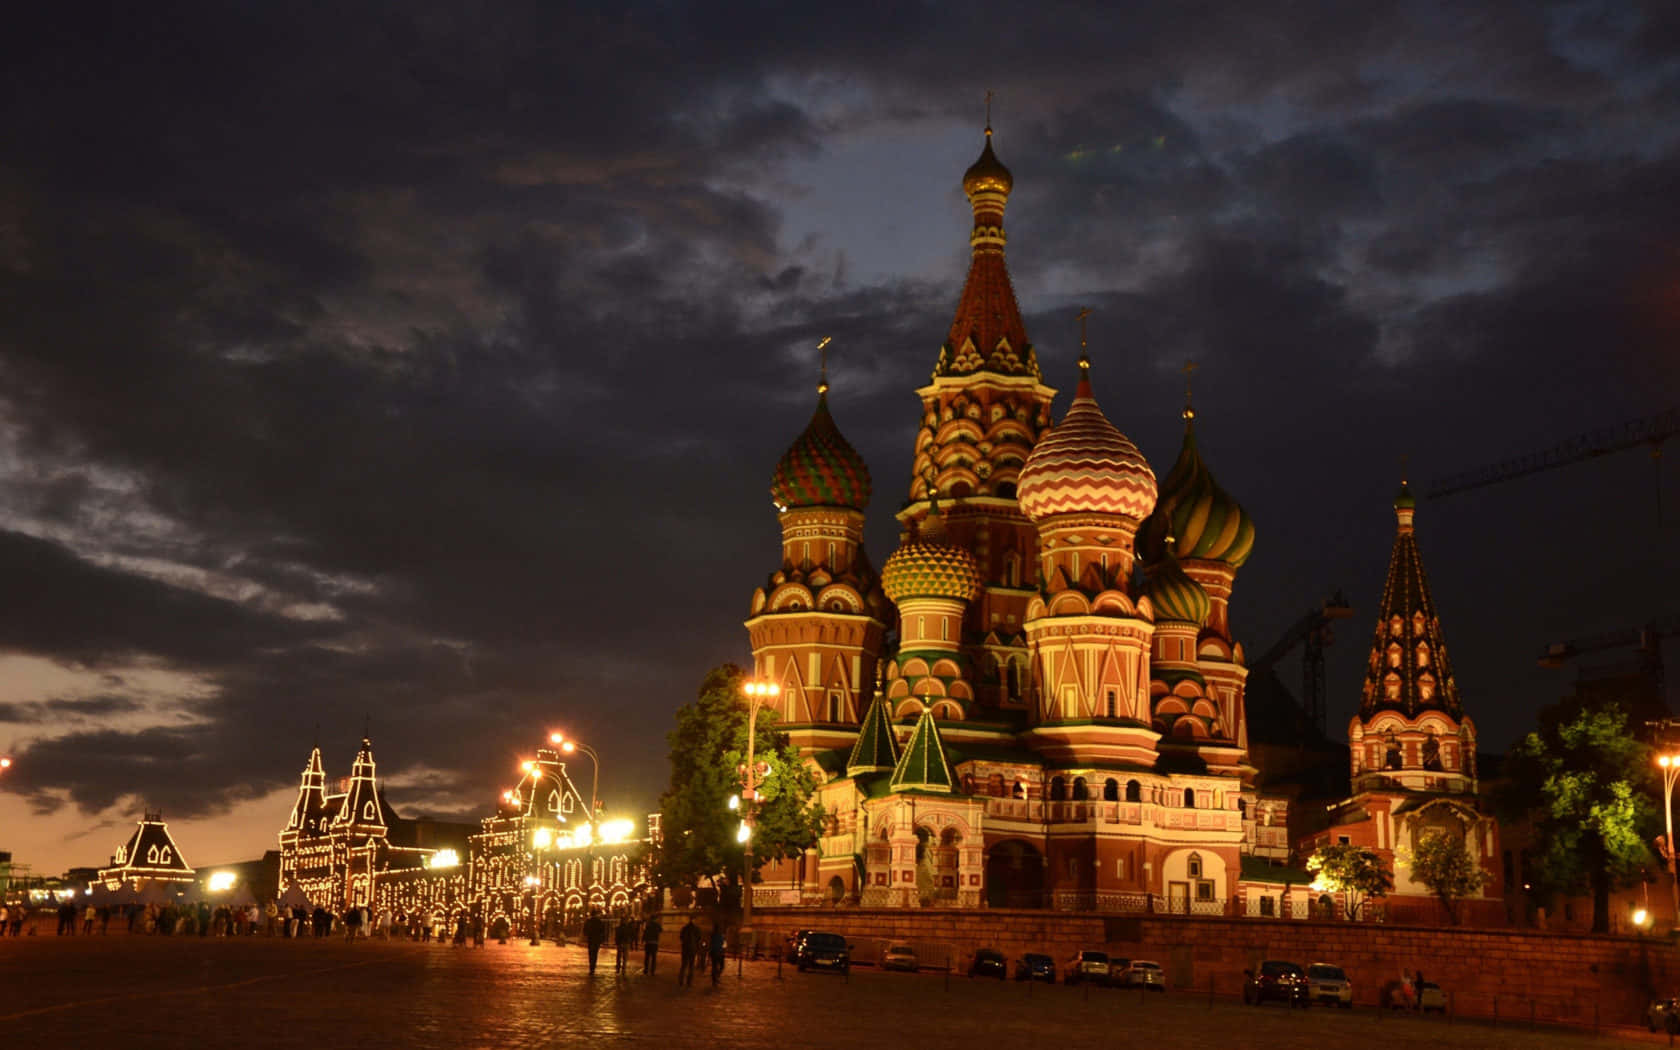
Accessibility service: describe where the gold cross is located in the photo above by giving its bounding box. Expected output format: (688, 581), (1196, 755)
(1077, 307), (1091, 349)
(1182, 360), (1198, 424)
(817, 335), (832, 394)
(985, 90), (994, 129)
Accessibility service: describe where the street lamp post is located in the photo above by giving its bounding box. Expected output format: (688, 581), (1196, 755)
(1658, 753), (1680, 923)
(739, 679), (779, 934)
(551, 733), (600, 823)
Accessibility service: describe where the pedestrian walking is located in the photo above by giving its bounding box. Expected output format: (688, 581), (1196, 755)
(641, 914), (662, 975)
(678, 915), (701, 986)
(614, 913), (636, 975)
(584, 910), (607, 975)
(708, 923), (726, 986)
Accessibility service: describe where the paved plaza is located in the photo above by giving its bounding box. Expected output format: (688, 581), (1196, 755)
(0, 935), (1666, 1050)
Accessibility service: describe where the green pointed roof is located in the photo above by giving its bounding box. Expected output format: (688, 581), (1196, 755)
(847, 696), (900, 776)
(889, 709), (954, 793)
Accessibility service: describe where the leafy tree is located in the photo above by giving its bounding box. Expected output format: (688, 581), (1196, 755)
(1500, 701), (1656, 933)
(1306, 843), (1393, 920)
(655, 664), (823, 901)
(1406, 828), (1489, 925)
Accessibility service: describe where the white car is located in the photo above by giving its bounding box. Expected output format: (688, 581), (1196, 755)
(1065, 950), (1110, 985)
(1305, 962), (1353, 1008)
(1118, 959), (1166, 990)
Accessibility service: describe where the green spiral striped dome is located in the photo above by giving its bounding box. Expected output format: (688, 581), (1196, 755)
(1145, 549), (1210, 625)
(769, 393), (871, 510)
(1138, 429), (1255, 568)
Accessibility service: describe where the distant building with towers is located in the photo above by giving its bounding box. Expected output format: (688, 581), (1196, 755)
(1298, 483), (1502, 924)
(741, 124), (1306, 916)
(277, 737), (653, 932)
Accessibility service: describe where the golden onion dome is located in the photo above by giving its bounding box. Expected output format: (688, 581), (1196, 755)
(962, 129), (1013, 198)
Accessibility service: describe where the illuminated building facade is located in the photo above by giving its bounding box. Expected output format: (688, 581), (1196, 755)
(97, 811), (197, 890)
(278, 739), (652, 928)
(1301, 485), (1503, 923)
(745, 126), (1294, 914)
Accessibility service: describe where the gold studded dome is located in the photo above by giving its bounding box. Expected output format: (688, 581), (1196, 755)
(769, 392), (872, 511)
(881, 506), (982, 604)
(962, 128), (1014, 197)
(1017, 372), (1157, 523)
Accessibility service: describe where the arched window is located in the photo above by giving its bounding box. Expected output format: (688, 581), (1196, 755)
(1384, 674), (1401, 700)
(1050, 776), (1067, 801)
(1126, 780), (1142, 803)
(1422, 734), (1442, 771)
(1071, 777), (1088, 801)
(1387, 643), (1402, 669)
(1187, 853), (1203, 879)
(1103, 778), (1119, 802)
(1238, 798), (1249, 820)
(987, 773), (1005, 797)
(1183, 788), (1196, 808)
(1415, 642), (1430, 668)
(1011, 780), (1025, 799)
(1385, 733), (1403, 770)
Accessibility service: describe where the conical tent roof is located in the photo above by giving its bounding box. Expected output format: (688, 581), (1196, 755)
(1358, 484), (1462, 720)
(888, 709), (955, 793)
(847, 695), (901, 775)
(99, 811), (196, 883)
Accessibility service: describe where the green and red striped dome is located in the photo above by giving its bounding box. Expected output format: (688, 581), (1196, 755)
(770, 393), (872, 511)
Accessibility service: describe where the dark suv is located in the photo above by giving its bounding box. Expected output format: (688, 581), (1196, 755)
(796, 931), (851, 974)
(1243, 960), (1309, 1007)
(969, 948), (1007, 979)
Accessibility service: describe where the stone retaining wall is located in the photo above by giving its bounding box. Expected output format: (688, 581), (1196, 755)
(741, 907), (1679, 1027)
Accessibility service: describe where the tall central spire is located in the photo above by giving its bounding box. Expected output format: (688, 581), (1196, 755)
(933, 122), (1037, 379)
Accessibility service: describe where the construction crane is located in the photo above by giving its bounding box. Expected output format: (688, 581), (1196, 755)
(1538, 613), (1680, 718)
(1249, 592), (1354, 736)
(1426, 406), (1677, 523)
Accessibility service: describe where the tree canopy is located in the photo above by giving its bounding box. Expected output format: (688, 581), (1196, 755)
(1406, 827), (1489, 925)
(1306, 843), (1393, 920)
(1500, 701), (1656, 933)
(654, 664), (824, 899)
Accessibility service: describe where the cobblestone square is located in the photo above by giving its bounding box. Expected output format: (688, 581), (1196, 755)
(0, 935), (1666, 1050)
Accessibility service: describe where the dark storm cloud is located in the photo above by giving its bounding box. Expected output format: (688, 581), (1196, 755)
(0, 0), (1676, 861)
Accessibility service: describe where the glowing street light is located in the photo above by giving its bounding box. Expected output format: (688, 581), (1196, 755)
(1658, 752), (1680, 922)
(739, 677), (780, 929)
(0, 756), (11, 770)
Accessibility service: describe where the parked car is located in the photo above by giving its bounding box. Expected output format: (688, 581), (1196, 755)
(796, 932), (851, 975)
(1065, 950), (1111, 985)
(1117, 959), (1166, 990)
(784, 929), (815, 965)
(881, 943), (919, 972)
(1305, 962), (1353, 1008)
(969, 948), (1007, 979)
(1243, 960), (1309, 1007)
(1015, 952), (1056, 983)
(1649, 998), (1680, 1034)
(1417, 981), (1447, 1014)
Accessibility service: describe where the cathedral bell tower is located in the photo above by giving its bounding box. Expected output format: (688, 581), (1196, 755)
(746, 354), (889, 757)
(898, 123), (1056, 717)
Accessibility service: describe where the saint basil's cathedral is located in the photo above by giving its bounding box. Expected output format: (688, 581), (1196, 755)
(743, 126), (1501, 921)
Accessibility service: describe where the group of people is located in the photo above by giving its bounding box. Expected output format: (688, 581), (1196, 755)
(0, 900), (276, 937)
(575, 910), (727, 986)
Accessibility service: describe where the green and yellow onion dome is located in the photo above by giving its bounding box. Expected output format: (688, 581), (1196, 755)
(1137, 429), (1255, 568)
(1145, 545), (1211, 626)
(769, 392), (872, 511)
(1017, 376), (1157, 523)
(962, 130), (1014, 198)
(882, 513), (982, 604)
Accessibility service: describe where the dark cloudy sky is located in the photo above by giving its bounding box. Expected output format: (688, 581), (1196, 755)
(2, 2), (1677, 873)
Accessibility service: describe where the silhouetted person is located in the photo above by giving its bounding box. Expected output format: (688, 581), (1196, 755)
(642, 915), (662, 975)
(583, 911), (607, 975)
(678, 916), (702, 985)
